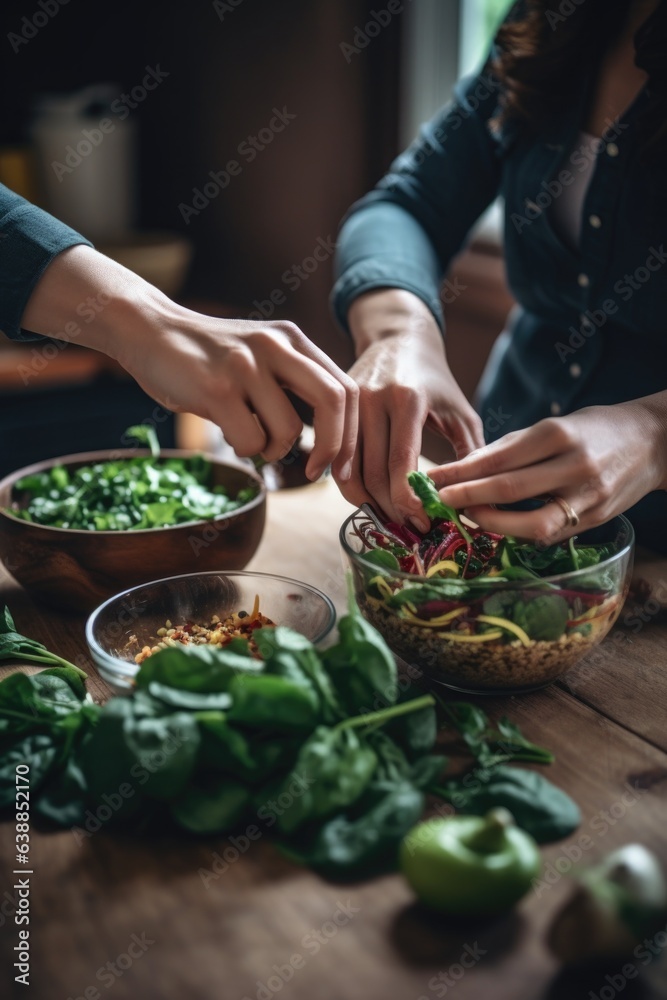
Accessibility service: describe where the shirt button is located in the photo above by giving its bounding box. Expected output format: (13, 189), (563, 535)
(606, 142), (619, 157)
(570, 363), (582, 378)
(550, 402), (562, 416)
(577, 273), (590, 287)
(525, 199), (541, 214)
(589, 214), (602, 228)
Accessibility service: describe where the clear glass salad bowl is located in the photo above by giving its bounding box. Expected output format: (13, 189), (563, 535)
(340, 510), (634, 695)
(86, 570), (336, 691)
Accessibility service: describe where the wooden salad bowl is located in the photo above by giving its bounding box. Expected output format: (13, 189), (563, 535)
(0, 450), (266, 613)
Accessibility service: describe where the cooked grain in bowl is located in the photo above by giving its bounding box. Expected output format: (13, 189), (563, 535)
(358, 591), (623, 692)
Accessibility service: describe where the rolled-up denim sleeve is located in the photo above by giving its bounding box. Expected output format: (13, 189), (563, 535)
(332, 66), (504, 334)
(0, 184), (93, 342)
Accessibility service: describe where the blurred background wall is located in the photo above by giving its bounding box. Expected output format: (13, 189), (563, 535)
(0, 0), (514, 474)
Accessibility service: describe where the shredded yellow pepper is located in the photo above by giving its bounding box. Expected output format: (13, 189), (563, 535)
(401, 606), (470, 628)
(476, 614), (531, 646)
(368, 575), (395, 601)
(436, 630), (504, 643)
(425, 559), (461, 578)
(569, 595), (620, 625)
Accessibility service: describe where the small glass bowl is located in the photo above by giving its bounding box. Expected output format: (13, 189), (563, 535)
(86, 570), (336, 691)
(340, 510), (634, 695)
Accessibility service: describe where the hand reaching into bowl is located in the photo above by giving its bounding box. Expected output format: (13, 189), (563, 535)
(20, 245), (359, 483)
(333, 289), (485, 530)
(428, 401), (667, 544)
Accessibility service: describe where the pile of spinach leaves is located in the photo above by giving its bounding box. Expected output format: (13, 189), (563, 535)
(8, 425), (257, 531)
(0, 593), (580, 876)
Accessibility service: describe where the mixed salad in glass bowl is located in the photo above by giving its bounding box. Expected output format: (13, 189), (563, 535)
(340, 472), (634, 694)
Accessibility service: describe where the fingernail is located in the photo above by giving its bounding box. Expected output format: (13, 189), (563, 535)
(338, 461), (352, 483)
(409, 516), (429, 533)
(305, 462), (327, 482)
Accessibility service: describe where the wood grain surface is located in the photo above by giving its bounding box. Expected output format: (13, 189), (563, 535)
(1, 476), (666, 1000)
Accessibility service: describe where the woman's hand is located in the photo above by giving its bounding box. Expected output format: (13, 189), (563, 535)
(21, 246), (359, 481)
(429, 401), (667, 543)
(334, 289), (485, 530)
(117, 311), (359, 482)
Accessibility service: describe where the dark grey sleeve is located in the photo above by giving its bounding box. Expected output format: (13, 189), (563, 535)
(0, 184), (93, 342)
(332, 67), (504, 334)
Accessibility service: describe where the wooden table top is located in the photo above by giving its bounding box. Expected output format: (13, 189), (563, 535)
(1, 476), (666, 1000)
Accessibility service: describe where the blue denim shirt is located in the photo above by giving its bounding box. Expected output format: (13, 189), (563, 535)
(332, 64), (667, 549)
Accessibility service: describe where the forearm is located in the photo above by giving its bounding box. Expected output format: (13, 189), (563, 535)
(19, 244), (182, 361)
(347, 288), (446, 359)
(627, 390), (667, 490)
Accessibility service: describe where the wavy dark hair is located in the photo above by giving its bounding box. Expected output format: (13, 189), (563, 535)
(491, 0), (667, 160)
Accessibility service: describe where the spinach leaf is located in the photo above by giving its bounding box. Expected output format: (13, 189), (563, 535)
(282, 779), (425, 876)
(146, 682), (232, 712)
(196, 712), (297, 782)
(170, 776), (250, 834)
(408, 754), (447, 790)
(82, 701), (150, 824)
(385, 580), (471, 608)
(494, 566), (541, 582)
(407, 471), (473, 544)
(322, 578), (398, 713)
(0, 672), (47, 723)
(30, 673), (87, 714)
(0, 733), (61, 807)
(254, 627), (344, 724)
(482, 590), (518, 618)
(515, 542), (567, 573)
(0, 671), (94, 748)
(121, 711), (200, 800)
(441, 701), (490, 758)
(0, 606), (88, 675)
(196, 711), (254, 769)
(436, 765), (581, 843)
(515, 594), (569, 641)
(369, 730), (412, 782)
(437, 697), (553, 767)
(362, 549), (400, 571)
(493, 717), (554, 765)
(33, 744), (90, 827)
(482, 591), (569, 641)
(383, 686), (438, 759)
(135, 643), (263, 693)
(275, 726), (378, 834)
(227, 674), (320, 732)
(78, 699), (169, 831)
(36, 666), (87, 701)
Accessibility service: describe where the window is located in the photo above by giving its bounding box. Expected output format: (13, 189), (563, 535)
(401, 0), (514, 144)
(459, 0), (515, 78)
(401, 0), (515, 242)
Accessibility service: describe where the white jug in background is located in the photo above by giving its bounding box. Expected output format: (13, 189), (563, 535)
(30, 83), (136, 242)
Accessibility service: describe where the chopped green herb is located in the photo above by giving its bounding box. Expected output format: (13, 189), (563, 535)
(8, 427), (258, 530)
